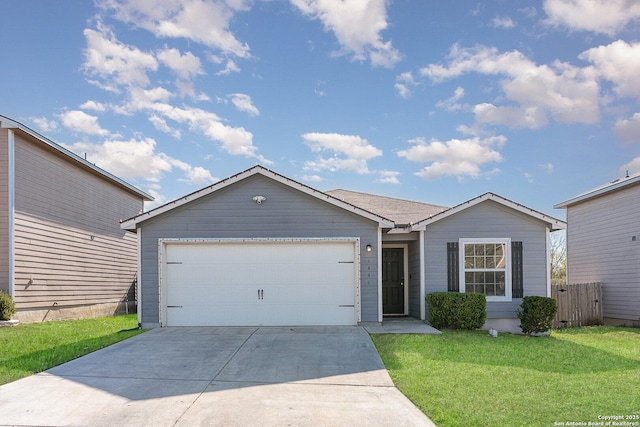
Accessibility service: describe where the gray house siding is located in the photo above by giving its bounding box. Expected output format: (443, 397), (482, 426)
(138, 174), (380, 326)
(0, 130), (9, 294)
(11, 132), (143, 318)
(566, 188), (640, 322)
(424, 200), (549, 319)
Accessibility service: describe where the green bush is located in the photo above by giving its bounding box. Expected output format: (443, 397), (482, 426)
(517, 296), (557, 335)
(427, 292), (486, 330)
(0, 291), (16, 321)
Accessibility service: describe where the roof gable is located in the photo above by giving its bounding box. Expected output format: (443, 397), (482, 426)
(554, 172), (640, 209)
(120, 165), (395, 230)
(1, 115), (152, 201)
(411, 192), (566, 231)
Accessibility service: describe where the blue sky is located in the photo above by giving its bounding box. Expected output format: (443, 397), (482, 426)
(1, 1), (639, 217)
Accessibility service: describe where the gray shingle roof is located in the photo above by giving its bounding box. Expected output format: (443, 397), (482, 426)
(325, 189), (448, 225)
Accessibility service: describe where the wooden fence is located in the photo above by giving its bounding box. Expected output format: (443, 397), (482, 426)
(552, 282), (603, 328)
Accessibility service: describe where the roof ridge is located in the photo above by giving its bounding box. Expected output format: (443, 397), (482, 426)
(326, 188), (449, 209)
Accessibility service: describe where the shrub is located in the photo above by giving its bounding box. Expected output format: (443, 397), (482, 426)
(0, 291), (16, 321)
(427, 292), (486, 330)
(517, 296), (557, 335)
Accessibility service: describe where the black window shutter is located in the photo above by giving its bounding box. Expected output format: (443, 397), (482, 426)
(511, 241), (523, 298)
(447, 242), (459, 292)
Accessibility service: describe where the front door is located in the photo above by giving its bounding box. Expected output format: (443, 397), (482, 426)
(382, 248), (404, 315)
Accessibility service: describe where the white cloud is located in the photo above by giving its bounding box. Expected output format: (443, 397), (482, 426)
(99, 0), (251, 58)
(539, 162), (555, 174)
(144, 186), (168, 209)
(472, 103), (549, 128)
(579, 40), (640, 99)
(376, 170), (400, 184)
(614, 113), (640, 144)
(543, 0), (640, 35)
(157, 47), (204, 80)
(524, 172), (534, 183)
(149, 115), (182, 139)
(436, 86), (465, 111)
(79, 100), (107, 112)
(290, 0), (402, 67)
(492, 16), (516, 29)
(66, 137), (216, 187)
(395, 72), (417, 98)
(83, 25), (158, 89)
(397, 135), (505, 180)
(216, 59), (241, 75)
(181, 166), (218, 185)
(67, 137), (173, 182)
(151, 103), (270, 163)
(421, 44), (600, 128)
(301, 174), (323, 183)
(620, 157), (640, 176)
(116, 88), (269, 163)
(302, 132), (382, 174)
(30, 117), (57, 132)
(228, 93), (260, 116)
(58, 110), (112, 136)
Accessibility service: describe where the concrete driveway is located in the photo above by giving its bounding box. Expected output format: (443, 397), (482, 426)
(0, 326), (435, 426)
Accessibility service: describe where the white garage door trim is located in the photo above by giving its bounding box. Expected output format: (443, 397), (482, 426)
(158, 237), (361, 326)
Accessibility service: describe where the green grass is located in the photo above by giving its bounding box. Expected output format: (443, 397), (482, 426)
(0, 314), (144, 385)
(372, 327), (640, 427)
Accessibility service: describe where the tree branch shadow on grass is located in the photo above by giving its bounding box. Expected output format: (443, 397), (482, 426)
(373, 328), (640, 375)
(0, 329), (143, 385)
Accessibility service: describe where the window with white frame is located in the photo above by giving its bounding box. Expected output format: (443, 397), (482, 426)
(459, 238), (512, 301)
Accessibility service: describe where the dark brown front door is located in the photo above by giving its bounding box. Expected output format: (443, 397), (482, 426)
(382, 248), (404, 315)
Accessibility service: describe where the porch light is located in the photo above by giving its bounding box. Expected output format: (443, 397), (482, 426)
(366, 244), (373, 252)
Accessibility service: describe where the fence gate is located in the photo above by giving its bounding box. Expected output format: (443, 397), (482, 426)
(552, 282), (603, 328)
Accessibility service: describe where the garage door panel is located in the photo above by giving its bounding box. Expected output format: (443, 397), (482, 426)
(163, 240), (358, 326)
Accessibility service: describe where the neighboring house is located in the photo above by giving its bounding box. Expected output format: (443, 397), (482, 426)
(555, 174), (640, 326)
(0, 115), (152, 322)
(121, 165), (565, 332)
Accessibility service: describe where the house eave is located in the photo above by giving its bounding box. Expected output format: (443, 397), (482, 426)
(411, 192), (566, 232)
(0, 115), (153, 202)
(554, 174), (640, 209)
(120, 165), (395, 231)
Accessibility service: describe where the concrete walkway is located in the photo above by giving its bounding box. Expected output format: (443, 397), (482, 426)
(0, 326), (436, 427)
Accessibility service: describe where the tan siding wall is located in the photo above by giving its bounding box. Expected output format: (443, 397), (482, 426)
(13, 213), (137, 308)
(0, 129), (9, 293)
(566, 187), (640, 321)
(12, 132), (143, 313)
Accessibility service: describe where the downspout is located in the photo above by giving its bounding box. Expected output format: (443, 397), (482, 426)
(7, 130), (15, 298)
(546, 226), (551, 297)
(419, 230), (426, 320)
(136, 226), (142, 327)
(377, 228), (383, 323)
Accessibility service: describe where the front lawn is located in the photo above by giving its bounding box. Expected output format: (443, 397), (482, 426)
(0, 314), (144, 385)
(372, 327), (640, 427)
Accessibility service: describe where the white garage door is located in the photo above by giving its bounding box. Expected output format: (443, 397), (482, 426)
(161, 239), (359, 326)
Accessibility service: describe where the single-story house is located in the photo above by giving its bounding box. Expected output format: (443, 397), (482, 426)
(555, 173), (640, 326)
(0, 115), (152, 322)
(122, 165), (565, 332)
